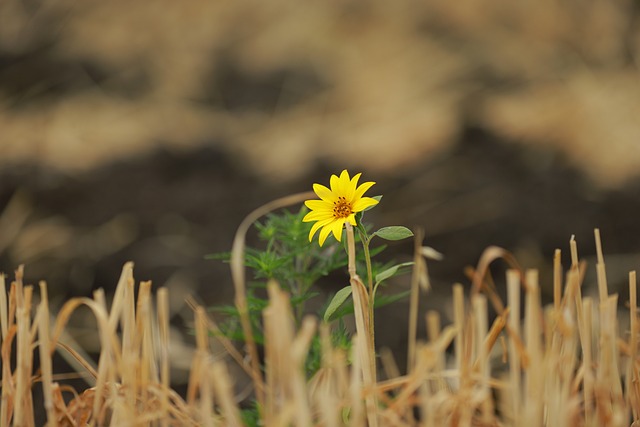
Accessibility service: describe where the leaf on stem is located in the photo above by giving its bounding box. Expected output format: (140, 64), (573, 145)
(375, 262), (415, 284)
(372, 226), (414, 241)
(324, 286), (353, 322)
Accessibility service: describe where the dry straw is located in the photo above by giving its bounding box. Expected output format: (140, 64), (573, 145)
(1, 214), (639, 426)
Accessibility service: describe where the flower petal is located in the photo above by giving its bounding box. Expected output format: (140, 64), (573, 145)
(347, 214), (357, 226)
(305, 199), (332, 212)
(331, 169), (350, 196)
(303, 210), (332, 222)
(308, 217), (333, 241)
(330, 218), (346, 241)
(353, 181), (375, 201)
(352, 196), (379, 212)
(329, 173), (341, 194)
(318, 222), (334, 246)
(313, 183), (335, 202)
(344, 172), (361, 201)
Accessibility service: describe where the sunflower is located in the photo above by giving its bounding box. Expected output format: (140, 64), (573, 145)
(303, 170), (379, 246)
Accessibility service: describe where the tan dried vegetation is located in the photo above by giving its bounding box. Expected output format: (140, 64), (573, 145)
(2, 196), (640, 426)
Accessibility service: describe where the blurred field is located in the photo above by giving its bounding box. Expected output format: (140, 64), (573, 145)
(0, 0), (639, 183)
(1, 1), (640, 419)
(1, 0), (640, 291)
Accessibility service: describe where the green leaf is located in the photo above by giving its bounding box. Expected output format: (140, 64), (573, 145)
(372, 226), (413, 241)
(324, 286), (353, 322)
(342, 407), (351, 424)
(375, 261), (414, 284)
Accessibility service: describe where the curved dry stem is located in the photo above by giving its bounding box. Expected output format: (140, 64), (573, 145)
(230, 191), (315, 408)
(469, 245), (524, 307)
(49, 297), (122, 367)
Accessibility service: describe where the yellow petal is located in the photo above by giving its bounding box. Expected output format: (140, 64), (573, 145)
(329, 173), (341, 194)
(331, 169), (350, 196)
(305, 199), (332, 212)
(353, 181), (375, 201)
(313, 183), (334, 202)
(318, 222), (334, 246)
(309, 217), (333, 241)
(306, 170), (378, 246)
(344, 172), (361, 201)
(339, 170), (351, 194)
(330, 218), (346, 241)
(303, 210), (332, 222)
(352, 196), (379, 212)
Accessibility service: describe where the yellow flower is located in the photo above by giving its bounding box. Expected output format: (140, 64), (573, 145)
(303, 170), (379, 246)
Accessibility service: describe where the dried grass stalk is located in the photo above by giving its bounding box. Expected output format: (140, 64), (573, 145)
(1, 229), (640, 425)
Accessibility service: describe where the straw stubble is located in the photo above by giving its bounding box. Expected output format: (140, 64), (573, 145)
(0, 229), (639, 425)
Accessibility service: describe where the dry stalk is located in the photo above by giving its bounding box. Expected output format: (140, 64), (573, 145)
(1, 228), (640, 426)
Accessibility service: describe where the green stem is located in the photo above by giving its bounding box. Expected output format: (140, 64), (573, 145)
(360, 235), (376, 353)
(361, 236), (374, 296)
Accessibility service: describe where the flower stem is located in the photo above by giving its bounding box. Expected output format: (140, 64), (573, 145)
(349, 225), (377, 358)
(361, 237), (374, 297)
(345, 223), (378, 426)
(346, 223), (358, 279)
(360, 236), (376, 356)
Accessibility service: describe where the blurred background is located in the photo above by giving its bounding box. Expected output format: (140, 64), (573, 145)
(1, 0), (640, 391)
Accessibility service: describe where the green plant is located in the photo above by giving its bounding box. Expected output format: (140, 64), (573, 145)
(208, 170), (416, 424)
(207, 207), (347, 341)
(208, 205), (413, 334)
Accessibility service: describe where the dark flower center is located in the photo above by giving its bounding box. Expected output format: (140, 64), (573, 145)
(332, 196), (352, 219)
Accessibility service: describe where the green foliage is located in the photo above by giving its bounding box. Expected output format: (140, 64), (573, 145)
(374, 261), (414, 284)
(324, 286), (352, 322)
(372, 226), (414, 241)
(240, 400), (262, 427)
(324, 217), (415, 324)
(251, 208), (349, 295)
(209, 290), (270, 345)
(207, 207), (350, 373)
(207, 205), (416, 422)
(304, 321), (352, 375)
